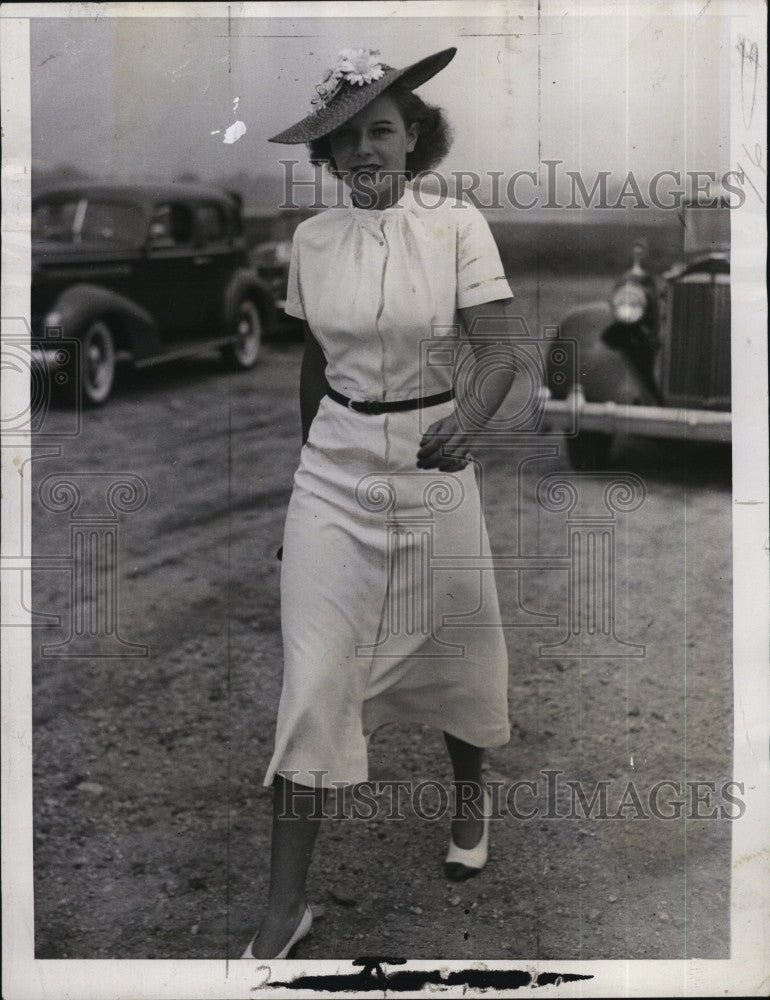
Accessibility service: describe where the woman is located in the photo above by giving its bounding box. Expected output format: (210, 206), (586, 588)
(244, 46), (517, 959)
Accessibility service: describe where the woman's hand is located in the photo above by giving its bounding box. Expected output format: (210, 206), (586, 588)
(416, 411), (472, 471)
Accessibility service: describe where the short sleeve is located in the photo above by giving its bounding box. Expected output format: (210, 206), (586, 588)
(284, 231), (306, 320)
(456, 203), (513, 310)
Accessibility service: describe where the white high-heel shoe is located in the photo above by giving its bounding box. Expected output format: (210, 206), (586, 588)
(241, 904), (313, 959)
(444, 787), (491, 880)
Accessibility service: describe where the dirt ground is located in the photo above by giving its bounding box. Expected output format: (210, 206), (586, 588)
(30, 273), (733, 963)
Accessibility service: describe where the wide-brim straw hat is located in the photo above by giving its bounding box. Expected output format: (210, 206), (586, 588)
(269, 47), (457, 144)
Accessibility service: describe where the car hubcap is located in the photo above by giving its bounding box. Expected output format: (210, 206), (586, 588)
(235, 302), (261, 364)
(83, 323), (114, 401)
(88, 340), (108, 387)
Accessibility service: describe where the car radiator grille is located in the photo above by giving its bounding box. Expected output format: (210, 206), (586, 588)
(664, 271), (731, 409)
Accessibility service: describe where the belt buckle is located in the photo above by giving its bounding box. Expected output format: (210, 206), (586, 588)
(351, 398), (380, 415)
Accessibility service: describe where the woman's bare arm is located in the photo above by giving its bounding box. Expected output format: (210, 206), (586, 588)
(299, 322), (329, 445)
(416, 298), (517, 469)
(458, 297), (518, 427)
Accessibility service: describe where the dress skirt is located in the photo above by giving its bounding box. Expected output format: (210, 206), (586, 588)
(263, 395), (511, 789)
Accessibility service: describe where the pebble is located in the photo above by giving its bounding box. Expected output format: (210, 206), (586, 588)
(450, 895), (461, 907)
(658, 912), (670, 923)
(77, 782), (105, 796)
(608, 895), (618, 903)
(191, 925), (199, 935)
(408, 906), (423, 916)
(588, 908), (601, 922)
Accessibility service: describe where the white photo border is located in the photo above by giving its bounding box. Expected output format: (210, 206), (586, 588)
(2, 2), (768, 997)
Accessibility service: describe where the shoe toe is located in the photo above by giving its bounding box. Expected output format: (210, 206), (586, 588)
(444, 861), (483, 881)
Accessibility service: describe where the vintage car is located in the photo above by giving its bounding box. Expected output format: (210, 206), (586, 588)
(542, 193), (731, 467)
(32, 183), (275, 404)
(249, 239), (293, 316)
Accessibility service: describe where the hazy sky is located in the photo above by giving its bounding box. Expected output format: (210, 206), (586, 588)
(30, 8), (729, 189)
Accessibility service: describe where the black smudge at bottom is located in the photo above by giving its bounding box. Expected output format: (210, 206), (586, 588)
(267, 957), (594, 993)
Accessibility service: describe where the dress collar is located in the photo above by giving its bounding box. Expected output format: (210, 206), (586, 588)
(348, 181), (420, 223)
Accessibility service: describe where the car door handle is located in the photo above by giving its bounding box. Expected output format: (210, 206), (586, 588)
(193, 255), (213, 266)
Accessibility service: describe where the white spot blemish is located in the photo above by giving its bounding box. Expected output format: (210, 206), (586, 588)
(223, 120), (246, 144)
(210, 130), (221, 135)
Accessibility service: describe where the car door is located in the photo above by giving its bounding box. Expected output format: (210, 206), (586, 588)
(188, 200), (242, 336)
(138, 200), (205, 341)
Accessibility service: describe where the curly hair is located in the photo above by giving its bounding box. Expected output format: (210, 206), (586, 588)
(308, 83), (453, 179)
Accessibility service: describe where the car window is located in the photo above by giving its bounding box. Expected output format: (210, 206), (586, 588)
(148, 203), (195, 247)
(195, 203), (230, 243)
(32, 198), (145, 245)
(32, 199), (80, 242)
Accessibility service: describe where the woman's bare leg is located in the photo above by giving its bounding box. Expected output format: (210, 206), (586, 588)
(247, 776), (325, 958)
(443, 732), (485, 848)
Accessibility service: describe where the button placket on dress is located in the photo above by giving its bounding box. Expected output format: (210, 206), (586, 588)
(374, 216), (391, 468)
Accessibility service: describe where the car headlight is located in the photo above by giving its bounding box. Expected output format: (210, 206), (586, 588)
(611, 282), (647, 324)
(43, 311), (63, 331)
(273, 241), (292, 265)
(253, 240), (292, 268)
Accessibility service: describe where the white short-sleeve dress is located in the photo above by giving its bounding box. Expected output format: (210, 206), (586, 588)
(263, 183), (513, 789)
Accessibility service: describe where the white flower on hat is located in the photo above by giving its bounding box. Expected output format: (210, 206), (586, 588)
(336, 48), (386, 86)
(311, 48), (387, 110)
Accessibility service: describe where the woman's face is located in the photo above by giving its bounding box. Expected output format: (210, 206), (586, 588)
(329, 93), (419, 208)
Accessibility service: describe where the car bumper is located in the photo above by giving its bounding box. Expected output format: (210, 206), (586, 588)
(542, 389), (731, 443)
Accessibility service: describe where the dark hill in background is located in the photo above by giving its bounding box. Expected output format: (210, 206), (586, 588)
(32, 165), (686, 275)
(242, 210), (685, 276)
(227, 171), (686, 274)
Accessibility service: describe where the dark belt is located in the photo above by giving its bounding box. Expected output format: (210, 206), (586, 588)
(326, 387), (454, 415)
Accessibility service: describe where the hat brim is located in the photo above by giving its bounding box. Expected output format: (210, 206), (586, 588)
(268, 47), (457, 144)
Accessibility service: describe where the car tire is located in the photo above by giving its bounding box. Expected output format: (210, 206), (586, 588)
(222, 297), (262, 370)
(79, 319), (116, 406)
(567, 431), (613, 470)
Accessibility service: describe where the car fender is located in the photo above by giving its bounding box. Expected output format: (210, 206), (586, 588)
(47, 282), (160, 360)
(550, 301), (657, 406)
(221, 268), (276, 331)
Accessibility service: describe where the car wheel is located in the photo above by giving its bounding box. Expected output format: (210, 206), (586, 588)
(80, 320), (116, 406)
(222, 298), (262, 370)
(566, 431), (613, 470)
